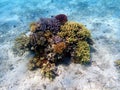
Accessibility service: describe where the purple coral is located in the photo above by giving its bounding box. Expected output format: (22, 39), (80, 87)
(53, 35), (63, 43)
(37, 18), (61, 33)
(55, 14), (68, 25)
(29, 32), (47, 50)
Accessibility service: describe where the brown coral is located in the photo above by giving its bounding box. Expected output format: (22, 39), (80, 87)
(30, 22), (38, 32)
(52, 42), (66, 54)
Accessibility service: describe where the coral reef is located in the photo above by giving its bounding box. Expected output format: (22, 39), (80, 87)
(13, 14), (93, 80)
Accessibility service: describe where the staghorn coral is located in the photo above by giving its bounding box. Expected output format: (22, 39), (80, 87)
(14, 14), (93, 80)
(73, 41), (90, 64)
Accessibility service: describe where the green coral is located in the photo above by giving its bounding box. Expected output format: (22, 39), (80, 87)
(13, 33), (30, 55)
(58, 21), (91, 43)
(28, 56), (57, 80)
(73, 41), (90, 64)
(41, 62), (57, 80)
(77, 29), (91, 40)
(58, 21), (91, 64)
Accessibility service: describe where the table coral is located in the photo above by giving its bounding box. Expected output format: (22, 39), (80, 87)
(13, 14), (93, 80)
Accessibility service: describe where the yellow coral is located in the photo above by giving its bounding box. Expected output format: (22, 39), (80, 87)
(59, 21), (91, 43)
(74, 41), (90, 64)
(53, 42), (66, 54)
(41, 61), (56, 80)
(60, 21), (83, 31)
(30, 22), (38, 32)
(44, 30), (52, 39)
(114, 60), (120, 67)
(66, 36), (77, 43)
(77, 29), (91, 40)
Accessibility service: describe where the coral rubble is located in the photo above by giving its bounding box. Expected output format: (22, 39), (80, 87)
(14, 14), (93, 80)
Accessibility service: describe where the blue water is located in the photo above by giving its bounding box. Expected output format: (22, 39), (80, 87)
(0, 0), (120, 90)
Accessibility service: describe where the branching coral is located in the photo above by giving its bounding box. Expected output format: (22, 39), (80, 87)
(29, 31), (47, 52)
(13, 14), (93, 80)
(59, 21), (91, 42)
(28, 56), (57, 80)
(30, 22), (38, 32)
(73, 41), (90, 64)
(52, 35), (63, 43)
(13, 33), (30, 55)
(41, 61), (57, 80)
(28, 56), (47, 70)
(37, 18), (61, 33)
(77, 29), (91, 40)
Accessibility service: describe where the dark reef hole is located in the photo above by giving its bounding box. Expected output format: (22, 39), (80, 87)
(55, 56), (71, 66)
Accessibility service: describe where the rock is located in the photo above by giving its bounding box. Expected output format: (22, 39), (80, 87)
(114, 59), (120, 67)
